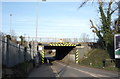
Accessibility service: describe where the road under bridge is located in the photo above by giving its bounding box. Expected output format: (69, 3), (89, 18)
(38, 42), (81, 63)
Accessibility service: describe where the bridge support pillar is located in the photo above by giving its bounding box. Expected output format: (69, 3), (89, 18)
(38, 45), (45, 64)
(75, 49), (79, 64)
(41, 50), (45, 64)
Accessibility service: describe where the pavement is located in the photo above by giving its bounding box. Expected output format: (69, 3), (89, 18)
(27, 63), (56, 77)
(0, 67), (2, 79)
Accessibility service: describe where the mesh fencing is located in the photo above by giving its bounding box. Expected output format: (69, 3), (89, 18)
(1, 33), (34, 67)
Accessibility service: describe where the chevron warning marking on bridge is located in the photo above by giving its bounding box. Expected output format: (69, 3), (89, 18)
(49, 43), (76, 46)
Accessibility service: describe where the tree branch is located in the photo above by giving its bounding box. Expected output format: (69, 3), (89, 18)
(78, 0), (89, 8)
(110, 7), (119, 15)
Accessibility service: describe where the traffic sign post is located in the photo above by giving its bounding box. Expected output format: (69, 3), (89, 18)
(37, 45), (44, 64)
(114, 34), (120, 68)
(114, 34), (120, 78)
(114, 34), (120, 59)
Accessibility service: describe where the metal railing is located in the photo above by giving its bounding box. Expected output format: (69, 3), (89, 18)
(16, 36), (98, 43)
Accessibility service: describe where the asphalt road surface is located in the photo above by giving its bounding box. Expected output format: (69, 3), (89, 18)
(51, 61), (118, 78)
(28, 61), (119, 78)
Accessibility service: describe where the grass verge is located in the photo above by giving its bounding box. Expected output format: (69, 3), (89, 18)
(2, 60), (34, 79)
(12, 60), (34, 77)
(80, 48), (118, 71)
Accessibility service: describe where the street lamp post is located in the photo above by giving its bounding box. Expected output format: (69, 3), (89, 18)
(35, 2), (39, 53)
(10, 13), (12, 35)
(36, 9), (38, 42)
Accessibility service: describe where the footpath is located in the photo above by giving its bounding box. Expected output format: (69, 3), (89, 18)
(27, 63), (56, 77)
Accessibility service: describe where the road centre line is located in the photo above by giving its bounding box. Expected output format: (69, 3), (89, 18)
(55, 61), (109, 77)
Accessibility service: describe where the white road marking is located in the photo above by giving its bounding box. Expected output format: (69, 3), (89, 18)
(55, 61), (109, 77)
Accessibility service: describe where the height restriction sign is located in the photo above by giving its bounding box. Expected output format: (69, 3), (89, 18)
(114, 34), (120, 59)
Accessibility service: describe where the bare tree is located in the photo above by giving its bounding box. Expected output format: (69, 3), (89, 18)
(79, 0), (119, 58)
(81, 33), (90, 42)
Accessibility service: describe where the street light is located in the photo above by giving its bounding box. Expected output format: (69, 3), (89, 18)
(34, 1), (39, 55)
(10, 13), (12, 35)
(36, 2), (39, 42)
(35, 0), (46, 42)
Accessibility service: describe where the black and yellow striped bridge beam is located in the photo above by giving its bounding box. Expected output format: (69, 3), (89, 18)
(42, 42), (79, 60)
(49, 42), (76, 46)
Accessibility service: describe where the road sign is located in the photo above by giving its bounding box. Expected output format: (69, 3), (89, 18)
(114, 34), (120, 58)
(76, 46), (84, 48)
(38, 46), (44, 51)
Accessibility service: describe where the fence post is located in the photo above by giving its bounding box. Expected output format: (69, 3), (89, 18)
(6, 37), (9, 67)
(0, 33), (2, 79)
